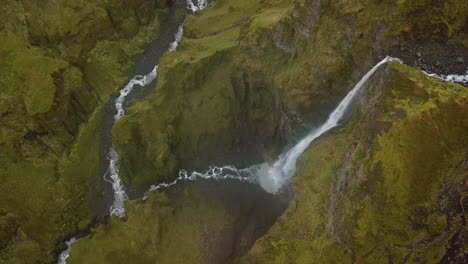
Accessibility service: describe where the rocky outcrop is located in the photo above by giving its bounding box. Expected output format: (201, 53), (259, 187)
(0, 0), (174, 263)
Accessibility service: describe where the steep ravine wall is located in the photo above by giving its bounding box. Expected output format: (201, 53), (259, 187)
(0, 0), (177, 263)
(113, 0), (468, 192)
(240, 63), (468, 263)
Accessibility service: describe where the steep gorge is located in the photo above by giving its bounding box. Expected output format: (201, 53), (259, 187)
(0, 0), (182, 263)
(112, 0), (468, 193)
(0, 0), (467, 263)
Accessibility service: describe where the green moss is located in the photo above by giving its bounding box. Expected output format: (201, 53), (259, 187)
(241, 64), (468, 263)
(0, 0), (173, 262)
(113, 0), (467, 194)
(0, 105), (104, 263)
(68, 189), (230, 264)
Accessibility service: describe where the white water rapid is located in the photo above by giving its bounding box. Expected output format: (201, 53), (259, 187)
(107, 65), (158, 217)
(168, 25), (184, 52)
(56, 2), (202, 263)
(57, 237), (80, 264)
(187, 0), (208, 12)
(422, 70), (468, 85)
(107, 0), (204, 218)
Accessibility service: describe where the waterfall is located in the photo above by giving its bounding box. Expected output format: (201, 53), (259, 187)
(168, 26), (184, 52)
(144, 55), (467, 195)
(145, 56), (402, 195)
(256, 56), (402, 193)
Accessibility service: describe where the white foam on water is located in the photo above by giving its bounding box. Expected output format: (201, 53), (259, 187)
(58, 3), (210, 263)
(107, 147), (129, 217)
(168, 25), (184, 52)
(144, 165), (256, 198)
(108, 65), (159, 217)
(186, 0), (208, 12)
(114, 66), (158, 122)
(422, 70), (468, 84)
(57, 237), (80, 264)
(256, 56), (402, 193)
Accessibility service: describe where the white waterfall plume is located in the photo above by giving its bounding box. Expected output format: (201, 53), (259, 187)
(256, 56), (402, 193)
(146, 56), (403, 195)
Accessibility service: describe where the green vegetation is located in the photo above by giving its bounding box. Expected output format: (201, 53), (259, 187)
(113, 0), (467, 192)
(68, 189), (230, 264)
(0, 0), (173, 262)
(240, 63), (468, 263)
(1, 0), (466, 262)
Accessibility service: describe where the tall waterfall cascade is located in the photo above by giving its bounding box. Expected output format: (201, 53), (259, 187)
(144, 57), (403, 196)
(257, 56), (402, 193)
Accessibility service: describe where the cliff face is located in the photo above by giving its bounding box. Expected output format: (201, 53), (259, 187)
(112, 0), (467, 191)
(241, 63), (468, 263)
(0, 1), (173, 263)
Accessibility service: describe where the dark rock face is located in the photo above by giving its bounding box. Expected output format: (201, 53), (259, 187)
(392, 41), (468, 77)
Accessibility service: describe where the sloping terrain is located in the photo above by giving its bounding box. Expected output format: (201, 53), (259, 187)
(0, 0), (176, 262)
(1, 0), (466, 263)
(67, 0), (467, 263)
(241, 63), (468, 263)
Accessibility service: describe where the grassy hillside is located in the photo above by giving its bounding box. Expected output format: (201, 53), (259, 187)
(0, 0), (173, 262)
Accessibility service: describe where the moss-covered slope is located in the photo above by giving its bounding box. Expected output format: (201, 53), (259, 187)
(0, 0), (173, 263)
(67, 189), (230, 264)
(113, 0), (467, 192)
(240, 63), (468, 263)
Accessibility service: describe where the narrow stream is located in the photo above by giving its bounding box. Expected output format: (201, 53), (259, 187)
(57, 1), (207, 263)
